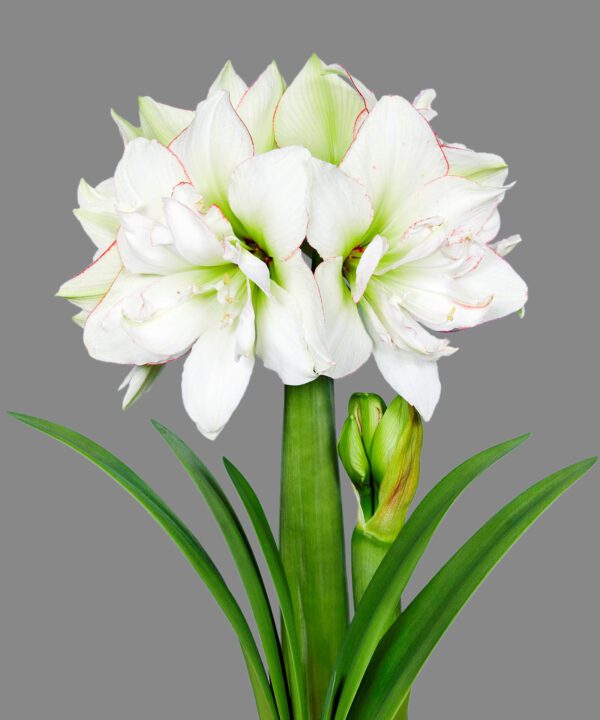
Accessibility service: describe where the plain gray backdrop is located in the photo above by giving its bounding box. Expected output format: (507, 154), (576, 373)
(1, 1), (598, 717)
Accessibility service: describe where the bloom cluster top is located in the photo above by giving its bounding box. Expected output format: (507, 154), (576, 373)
(59, 55), (527, 438)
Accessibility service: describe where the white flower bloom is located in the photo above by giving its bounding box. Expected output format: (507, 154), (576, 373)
(59, 62), (331, 439)
(307, 95), (527, 420)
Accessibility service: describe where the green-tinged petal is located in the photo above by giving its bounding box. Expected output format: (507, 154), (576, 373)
(341, 96), (448, 241)
(274, 54), (370, 164)
(119, 364), (164, 410)
(208, 60), (248, 106)
(111, 100), (193, 146)
(171, 92), (253, 229)
(443, 143), (509, 186)
(111, 109), (143, 144)
(57, 242), (122, 311)
(74, 178), (119, 251)
(307, 159), (373, 260)
(72, 309), (89, 327)
(138, 96), (194, 146)
(228, 147), (311, 261)
(236, 61), (286, 153)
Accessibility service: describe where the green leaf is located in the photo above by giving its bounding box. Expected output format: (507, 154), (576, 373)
(348, 456), (597, 720)
(9, 412), (278, 720)
(326, 433), (530, 720)
(223, 458), (308, 720)
(151, 421), (290, 720)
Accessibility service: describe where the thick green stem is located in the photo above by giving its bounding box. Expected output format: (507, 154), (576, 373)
(351, 528), (391, 608)
(351, 527), (410, 719)
(280, 377), (349, 718)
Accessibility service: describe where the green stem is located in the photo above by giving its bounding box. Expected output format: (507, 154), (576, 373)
(351, 528), (391, 609)
(351, 527), (410, 720)
(280, 377), (349, 719)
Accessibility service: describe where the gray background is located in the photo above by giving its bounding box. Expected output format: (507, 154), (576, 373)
(1, 1), (598, 717)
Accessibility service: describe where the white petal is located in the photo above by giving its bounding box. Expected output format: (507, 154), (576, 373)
(314, 258), (372, 378)
(478, 209), (501, 243)
(490, 234), (522, 257)
(163, 198), (227, 266)
(325, 63), (377, 111)
(457, 244), (528, 321)
(74, 178), (119, 251)
(274, 54), (370, 164)
(307, 159), (373, 260)
(228, 147), (311, 260)
(274, 252), (333, 373)
(442, 143), (509, 186)
(352, 234), (389, 302)
(360, 291), (456, 360)
(171, 92), (253, 224)
(381, 256), (493, 331)
(411, 175), (508, 239)
(234, 284), (256, 360)
(236, 61), (286, 153)
(371, 341), (441, 421)
(111, 109), (142, 144)
(114, 138), (187, 219)
(223, 239), (271, 295)
(137, 97), (194, 145)
(341, 96), (448, 240)
(117, 213), (191, 275)
(208, 61), (248, 106)
(83, 273), (170, 365)
(122, 290), (220, 357)
(254, 282), (318, 385)
(120, 364), (164, 410)
(413, 89), (438, 121)
(182, 325), (254, 440)
(57, 242), (122, 311)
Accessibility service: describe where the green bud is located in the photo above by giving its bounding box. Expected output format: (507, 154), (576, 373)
(348, 392), (387, 457)
(366, 396), (423, 543)
(337, 415), (370, 488)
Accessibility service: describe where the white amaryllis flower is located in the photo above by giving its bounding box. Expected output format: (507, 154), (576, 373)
(307, 95), (527, 420)
(58, 62), (331, 439)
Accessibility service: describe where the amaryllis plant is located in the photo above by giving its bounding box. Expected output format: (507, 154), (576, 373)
(11, 55), (595, 720)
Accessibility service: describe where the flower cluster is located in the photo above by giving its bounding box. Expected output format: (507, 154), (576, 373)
(59, 55), (527, 438)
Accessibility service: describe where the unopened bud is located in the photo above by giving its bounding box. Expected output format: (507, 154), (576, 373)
(367, 396), (423, 542)
(338, 415), (370, 489)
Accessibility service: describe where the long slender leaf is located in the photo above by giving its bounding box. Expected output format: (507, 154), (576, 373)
(151, 421), (290, 720)
(327, 433), (530, 720)
(348, 456), (597, 720)
(224, 458), (308, 720)
(9, 412), (278, 720)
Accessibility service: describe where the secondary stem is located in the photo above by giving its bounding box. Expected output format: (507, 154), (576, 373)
(280, 377), (349, 719)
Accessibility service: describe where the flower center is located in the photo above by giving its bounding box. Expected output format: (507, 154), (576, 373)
(243, 238), (273, 266)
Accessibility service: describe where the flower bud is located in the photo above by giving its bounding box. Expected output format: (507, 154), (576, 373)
(367, 396), (423, 542)
(338, 414), (370, 489)
(348, 392), (387, 458)
(338, 393), (386, 521)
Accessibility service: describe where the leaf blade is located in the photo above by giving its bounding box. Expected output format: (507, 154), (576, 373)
(151, 421), (290, 720)
(9, 412), (278, 720)
(224, 457), (308, 720)
(327, 433), (530, 720)
(348, 456), (597, 720)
